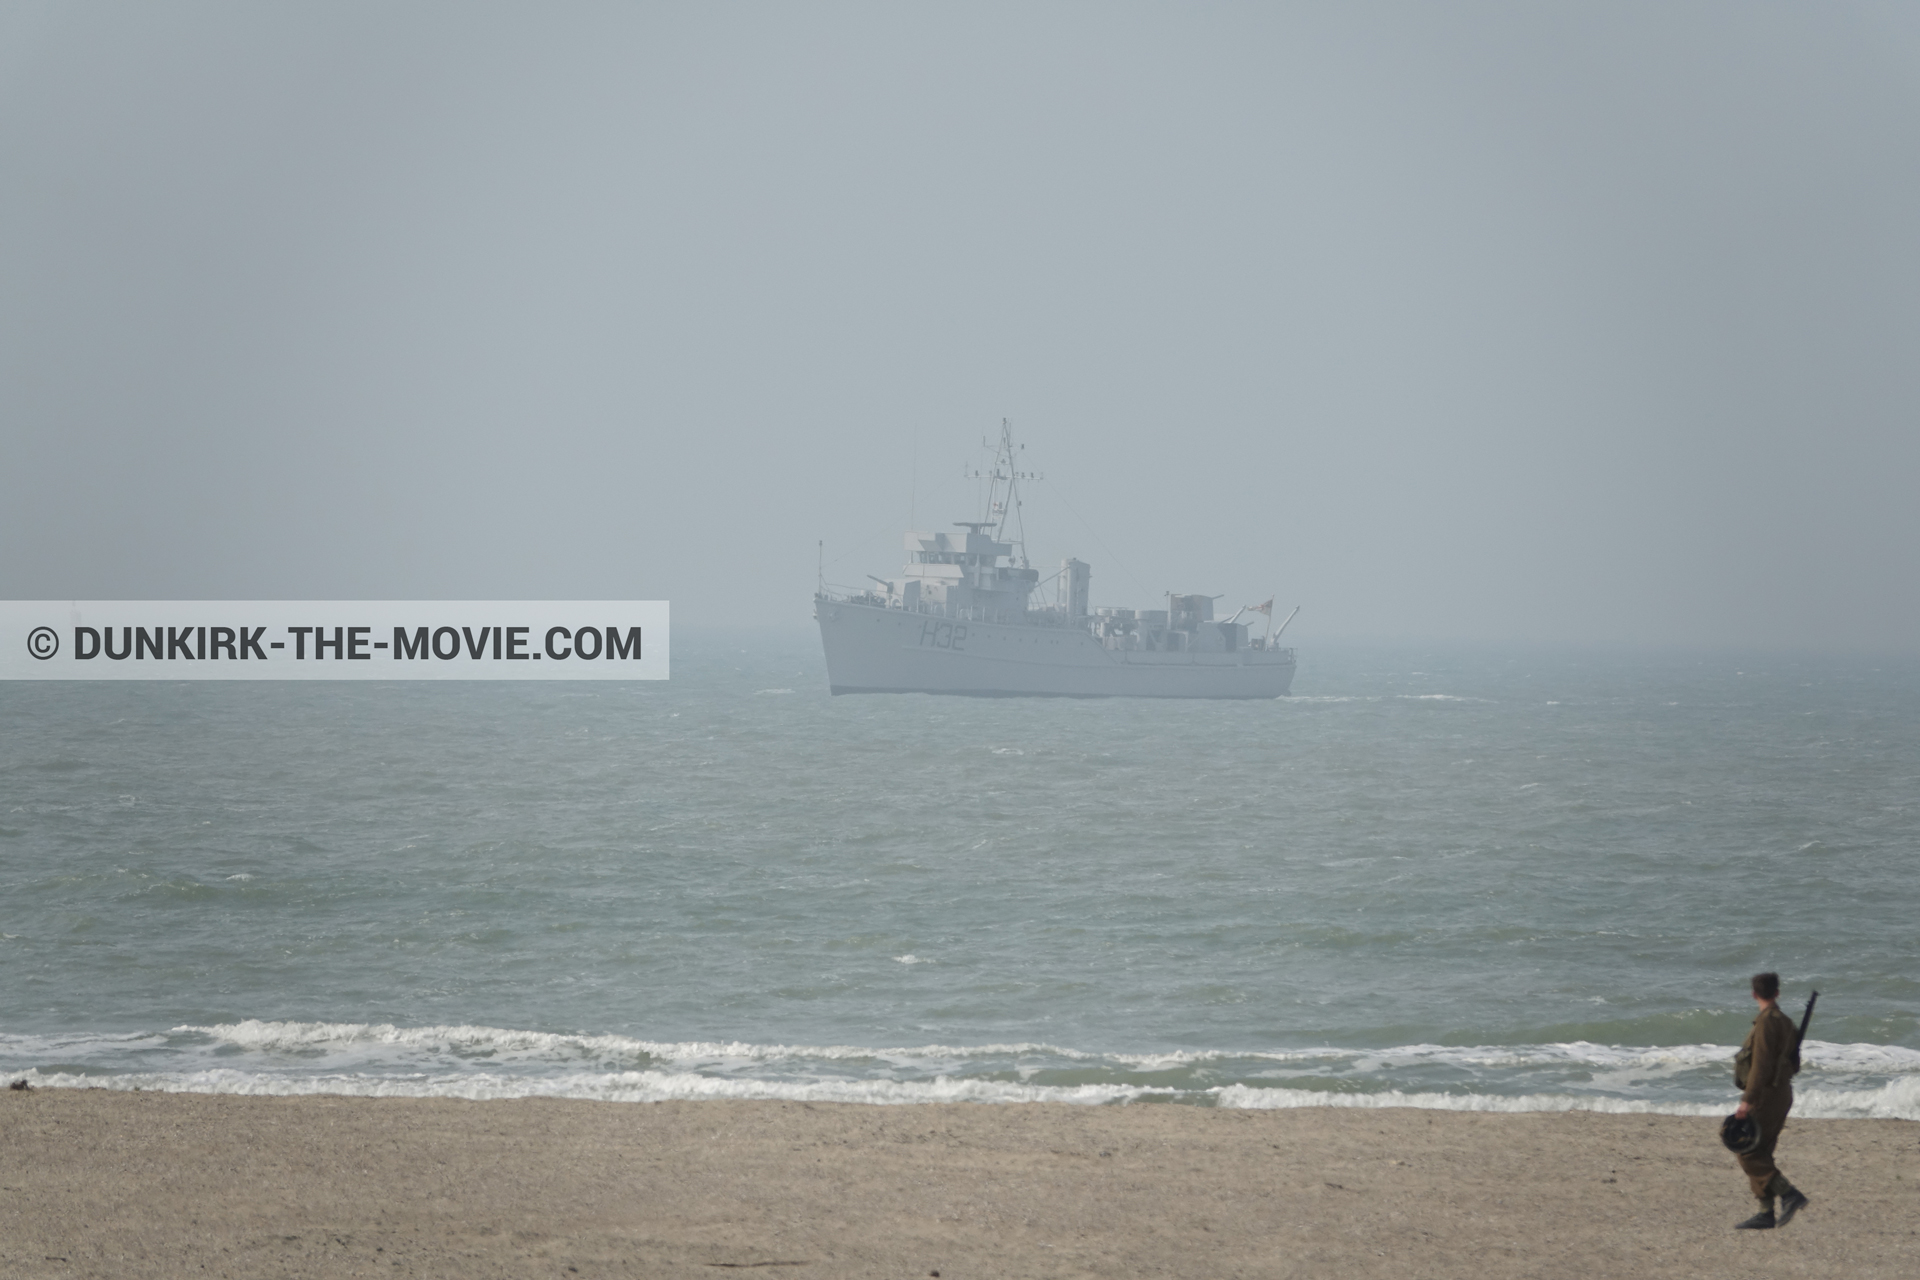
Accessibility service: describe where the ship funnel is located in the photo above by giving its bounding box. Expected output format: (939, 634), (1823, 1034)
(1061, 558), (1091, 620)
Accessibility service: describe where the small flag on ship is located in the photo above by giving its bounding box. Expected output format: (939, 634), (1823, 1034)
(1246, 598), (1274, 615)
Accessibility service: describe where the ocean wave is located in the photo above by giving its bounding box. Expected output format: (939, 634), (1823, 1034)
(1218, 1075), (1920, 1121)
(8, 1067), (1167, 1107)
(12, 1068), (1917, 1120)
(1242, 1039), (1920, 1075)
(5, 1024), (1912, 1120)
(1788, 1075), (1920, 1120)
(0, 1029), (178, 1057)
(134, 1023), (1920, 1078)
(1215, 1084), (1723, 1116)
(169, 1021), (1121, 1066)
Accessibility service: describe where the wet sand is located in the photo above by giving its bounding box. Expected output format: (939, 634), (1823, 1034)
(1, 1089), (1914, 1278)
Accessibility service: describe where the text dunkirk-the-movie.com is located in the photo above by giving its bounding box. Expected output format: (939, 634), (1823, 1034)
(1, 602), (668, 681)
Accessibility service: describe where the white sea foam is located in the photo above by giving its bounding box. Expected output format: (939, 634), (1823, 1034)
(0, 1029), (177, 1056)
(1216, 1084), (1722, 1116)
(159, 1024), (1920, 1078)
(1217, 1077), (1920, 1121)
(12, 1067), (1917, 1119)
(173, 1021), (1101, 1065)
(10, 1067), (1165, 1107)
(1788, 1075), (1920, 1121)
(8, 1024), (1910, 1120)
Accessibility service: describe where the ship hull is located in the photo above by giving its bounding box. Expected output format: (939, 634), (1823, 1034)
(817, 599), (1295, 699)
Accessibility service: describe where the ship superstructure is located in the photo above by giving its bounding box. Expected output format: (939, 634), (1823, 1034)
(815, 423), (1296, 698)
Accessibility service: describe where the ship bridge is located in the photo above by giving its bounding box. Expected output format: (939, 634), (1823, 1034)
(870, 522), (1039, 623)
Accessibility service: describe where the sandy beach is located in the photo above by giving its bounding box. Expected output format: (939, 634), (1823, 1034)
(0, 1091), (1913, 1278)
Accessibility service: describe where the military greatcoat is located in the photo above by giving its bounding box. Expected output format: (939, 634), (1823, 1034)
(1733, 1002), (1799, 1202)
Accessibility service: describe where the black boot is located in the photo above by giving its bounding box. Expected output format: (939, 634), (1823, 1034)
(1775, 1186), (1809, 1227)
(1735, 1207), (1776, 1230)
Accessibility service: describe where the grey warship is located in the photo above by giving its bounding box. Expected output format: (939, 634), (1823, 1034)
(815, 424), (1297, 698)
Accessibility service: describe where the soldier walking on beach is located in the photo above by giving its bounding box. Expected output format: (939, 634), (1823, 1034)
(1731, 971), (1810, 1230)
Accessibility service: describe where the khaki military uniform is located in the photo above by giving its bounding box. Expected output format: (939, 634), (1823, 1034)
(1733, 1002), (1800, 1205)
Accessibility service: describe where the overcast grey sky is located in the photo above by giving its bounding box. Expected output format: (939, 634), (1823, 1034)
(3, 2), (1917, 650)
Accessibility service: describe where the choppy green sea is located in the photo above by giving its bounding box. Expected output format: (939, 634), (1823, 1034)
(3, 634), (1915, 1118)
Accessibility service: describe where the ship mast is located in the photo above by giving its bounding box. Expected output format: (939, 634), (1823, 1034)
(964, 419), (1042, 569)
